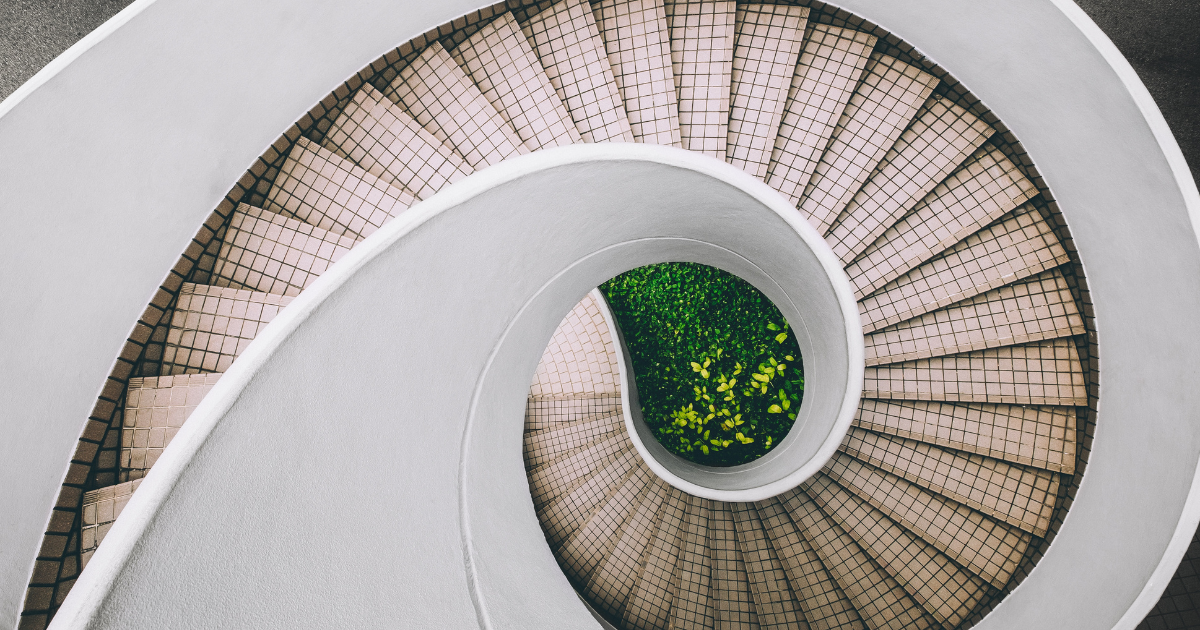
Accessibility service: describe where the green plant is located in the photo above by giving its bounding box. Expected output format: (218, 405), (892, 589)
(601, 262), (804, 467)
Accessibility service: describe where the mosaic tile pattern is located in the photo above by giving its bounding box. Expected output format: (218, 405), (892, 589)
(523, 0), (635, 143)
(855, 399), (1076, 473)
(858, 201), (1070, 333)
(594, 0), (682, 146)
(585, 479), (669, 618)
(558, 463), (655, 580)
(540, 448), (639, 546)
(527, 431), (634, 508)
(210, 204), (358, 297)
(731, 503), (806, 628)
(664, 0), (735, 156)
(161, 283), (293, 375)
(1139, 528), (1200, 630)
(863, 268), (1085, 365)
(764, 24), (875, 206)
(862, 339), (1088, 406)
(669, 496), (716, 629)
(265, 137), (414, 240)
(803, 473), (986, 627)
(525, 393), (623, 431)
(529, 292), (621, 397)
(797, 54), (938, 234)
(385, 41), (528, 168)
(725, 3), (808, 179)
(846, 145), (1040, 299)
(622, 487), (687, 629)
(823, 451), (1030, 587)
(453, 11), (583, 151)
(322, 85), (471, 199)
(783, 489), (937, 630)
(710, 502), (762, 628)
(80, 479), (142, 571)
(119, 374), (221, 482)
(826, 95), (993, 264)
(524, 412), (624, 470)
(840, 427), (1058, 535)
(755, 497), (866, 630)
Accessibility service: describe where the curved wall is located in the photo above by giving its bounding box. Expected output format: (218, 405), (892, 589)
(1, 0), (1198, 629)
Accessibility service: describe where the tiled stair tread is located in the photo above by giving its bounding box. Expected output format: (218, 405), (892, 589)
(321, 84), (471, 199)
(803, 474), (986, 627)
(120, 373), (222, 482)
(211, 204), (358, 297)
(621, 487), (688, 629)
(846, 144), (1041, 300)
(725, 3), (809, 179)
(265, 137), (415, 240)
(523, 412), (624, 469)
(665, 0), (735, 156)
(855, 399), (1077, 473)
(453, 11), (583, 151)
(524, 394), (623, 431)
(765, 23), (876, 206)
(529, 291), (621, 398)
(783, 489), (938, 630)
(861, 338), (1088, 406)
(840, 427), (1059, 536)
(756, 497), (867, 630)
(584, 479), (670, 618)
(385, 41), (527, 169)
(731, 503), (807, 628)
(858, 201), (1070, 333)
(669, 496), (716, 629)
(863, 268), (1085, 366)
(80, 478), (143, 569)
(827, 95), (994, 264)
(539, 449), (639, 546)
(709, 502), (763, 628)
(528, 431), (633, 506)
(162, 283), (294, 375)
(593, 0), (682, 146)
(823, 451), (1030, 587)
(523, 0), (635, 143)
(797, 53), (939, 235)
(558, 463), (655, 580)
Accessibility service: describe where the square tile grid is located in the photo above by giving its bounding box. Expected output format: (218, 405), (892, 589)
(670, 496), (717, 630)
(593, 0), (682, 146)
(708, 502), (762, 628)
(79, 479), (142, 571)
(524, 393), (623, 431)
(538, 448), (639, 547)
(584, 479), (670, 618)
(730, 503), (806, 628)
(524, 413), (624, 470)
(557, 463), (655, 580)
(664, 0), (735, 156)
(622, 487), (688, 630)
(527, 430), (634, 509)
(119, 373), (222, 481)
(529, 292), (621, 397)
(161, 283), (293, 375)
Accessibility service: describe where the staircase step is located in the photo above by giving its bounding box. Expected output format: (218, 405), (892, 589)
(862, 338), (1088, 406)
(765, 24), (876, 206)
(756, 497), (866, 630)
(585, 479), (670, 618)
(709, 501), (762, 628)
(162, 283), (293, 375)
(863, 268), (1085, 365)
(322, 85), (471, 199)
(826, 95), (994, 264)
(846, 144), (1040, 299)
(669, 495), (716, 629)
(797, 54), (939, 234)
(858, 201), (1070, 333)
(783, 489), (938, 630)
(528, 431), (633, 507)
(824, 451), (1031, 587)
(80, 478), (143, 570)
(594, 0), (682, 145)
(803, 473), (987, 627)
(540, 448), (639, 547)
(211, 204), (358, 297)
(453, 12), (583, 151)
(665, 0), (735, 156)
(529, 291), (621, 398)
(266, 137), (415, 240)
(622, 486), (688, 629)
(524, 393), (624, 431)
(558, 463), (656, 581)
(524, 412), (624, 470)
(120, 374), (222, 482)
(725, 3), (809, 178)
(385, 41), (528, 169)
(840, 427), (1059, 536)
(731, 503), (808, 629)
(523, 0), (635, 143)
(854, 399), (1077, 473)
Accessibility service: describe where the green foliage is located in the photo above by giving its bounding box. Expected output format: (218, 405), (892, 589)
(601, 263), (804, 467)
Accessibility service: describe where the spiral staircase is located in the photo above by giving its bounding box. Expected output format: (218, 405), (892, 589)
(3, 0), (1199, 629)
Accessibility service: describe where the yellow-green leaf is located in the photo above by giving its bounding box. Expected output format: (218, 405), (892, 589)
(768, 404), (783, 413)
